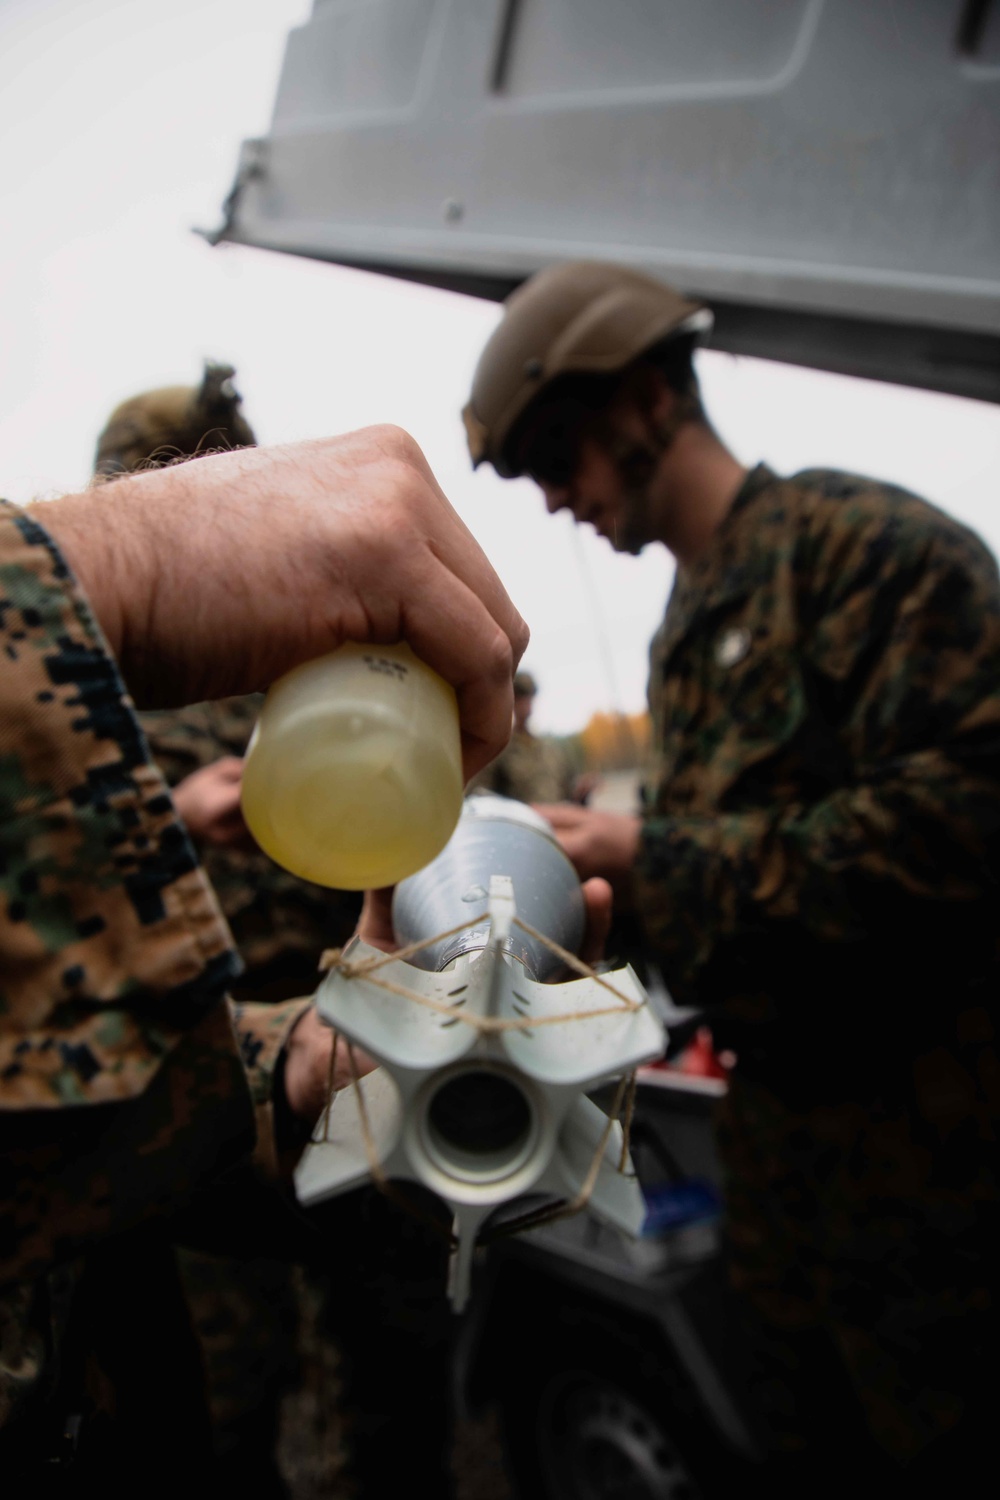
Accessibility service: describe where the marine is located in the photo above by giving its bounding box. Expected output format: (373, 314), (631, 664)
(0, 428), (528, 1491)
(464, 261), (1000, 1492)
(471, 669), (578, 804)
(93, 360), (256, 476)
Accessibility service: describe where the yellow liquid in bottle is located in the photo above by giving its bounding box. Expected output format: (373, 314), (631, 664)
(241, 643), (463, 890)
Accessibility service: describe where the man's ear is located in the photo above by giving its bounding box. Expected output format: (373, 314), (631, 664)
(646, 368), (679, 428)
(610, 362), (672, 432)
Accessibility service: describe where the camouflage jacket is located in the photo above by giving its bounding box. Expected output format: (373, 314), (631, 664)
(636, 465), (1000, 1456)
(472, 728), (575, 804)
(139, 699), (360, 999)
(0, 500), (309, 1428)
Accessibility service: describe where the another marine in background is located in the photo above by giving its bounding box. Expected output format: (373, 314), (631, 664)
(94, 360), (256, 475)
(472, 669), (589, 804)
(465, 260), (1000, 1492)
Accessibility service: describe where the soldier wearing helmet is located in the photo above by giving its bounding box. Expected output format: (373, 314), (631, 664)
(95, 360), (256, 476)
(466, 263), (1000, 1489)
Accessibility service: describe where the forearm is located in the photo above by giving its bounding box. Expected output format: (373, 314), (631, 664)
(25, 479), (158, 667)
(230, 996), (313, 1107)
(22, 432), (529, 779)
(26, 457), (238, 706)
(0, 500), (253, 1278)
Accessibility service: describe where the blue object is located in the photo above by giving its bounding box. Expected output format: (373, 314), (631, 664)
(640, 1178), (722, 1238)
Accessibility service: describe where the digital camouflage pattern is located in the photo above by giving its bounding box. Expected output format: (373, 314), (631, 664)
(140, 698), (361, 999)
(636, 466), (1000, 1460)
(471, 728), (576, 804)
(0, 499), (310, 1432)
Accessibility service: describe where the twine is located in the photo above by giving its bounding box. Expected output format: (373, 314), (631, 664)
(320, 1026), (339, 1143)
(478, 1072), (635, 1245)
(315, 912), (645, 1257)
(343, 1034), (459, 1249)
(318, 914), (485, 979)
(319, 915), (640, 1036)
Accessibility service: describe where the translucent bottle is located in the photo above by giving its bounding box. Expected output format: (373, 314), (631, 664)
(241, 643), (463, 890)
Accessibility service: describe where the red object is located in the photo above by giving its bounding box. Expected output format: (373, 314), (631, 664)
(675, 1027), (730, 1080)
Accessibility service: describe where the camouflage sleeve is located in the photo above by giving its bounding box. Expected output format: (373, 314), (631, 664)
(548, 738), (579, 802)
(139, 695), (260, 788)
(228, 995), (314, 1174)
(231, 995), (312, 1107)
(139, 704), (227, 787)
(0, 499), (260, 1281)
(635, 498), (1000, 998)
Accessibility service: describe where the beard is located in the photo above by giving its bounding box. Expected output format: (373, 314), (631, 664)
(608, 480), (653, 555)
(602, 439), (659, 554)
(600, 391), (700, 554)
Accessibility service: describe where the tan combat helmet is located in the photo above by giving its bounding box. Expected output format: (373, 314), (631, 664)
(94, 360), (257, 476)
(463, 262), (712, 478)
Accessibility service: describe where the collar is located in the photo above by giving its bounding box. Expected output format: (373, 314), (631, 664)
(655, 463), (781, 666)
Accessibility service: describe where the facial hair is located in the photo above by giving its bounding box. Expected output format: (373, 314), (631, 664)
(602, 391), (701, 554)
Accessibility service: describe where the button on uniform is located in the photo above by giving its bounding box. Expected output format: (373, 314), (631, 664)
(715, 625), (752, 668)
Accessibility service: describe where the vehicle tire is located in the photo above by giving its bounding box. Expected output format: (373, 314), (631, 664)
(537, 1371), (702, 1499)
(497, 1309), (737, 1500)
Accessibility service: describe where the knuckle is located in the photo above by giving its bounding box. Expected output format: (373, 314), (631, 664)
(368, 424), (427, 474)
(484, 627), (515, 685)
(377, 463), (436, 534)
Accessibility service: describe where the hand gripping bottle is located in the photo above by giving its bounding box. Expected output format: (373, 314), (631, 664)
(241, 643), (464, 890)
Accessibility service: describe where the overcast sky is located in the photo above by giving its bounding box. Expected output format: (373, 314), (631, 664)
(2, 0), (998, 733)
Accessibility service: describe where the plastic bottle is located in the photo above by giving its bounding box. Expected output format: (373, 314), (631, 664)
(241, 642), (464, 890)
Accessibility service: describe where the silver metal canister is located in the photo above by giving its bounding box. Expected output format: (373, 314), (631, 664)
(391, 795), (585, 980)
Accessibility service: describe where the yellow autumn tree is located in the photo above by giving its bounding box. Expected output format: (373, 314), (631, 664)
(577, 711), (651, 771)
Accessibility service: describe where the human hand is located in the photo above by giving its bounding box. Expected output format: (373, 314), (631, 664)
(571, 771), (602, 806)
(358, 876), (613, 968)
(277, 885), (398, 1129)
(578, 877), (613, 966)
(534, 804), (641, 883)
(281, 1005), (378, 1126)
(31, 428), (528, 780)
(357, 887), (401, 953)
(172, 756), (254, 849)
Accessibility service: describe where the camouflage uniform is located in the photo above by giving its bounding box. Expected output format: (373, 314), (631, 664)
(472, 728), (576, 804)
(0, 500), (310, 1475)
(636, 465), (1000, 1471)
(139, 698), (361, 1000)
(136, 706), (360, 1483)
